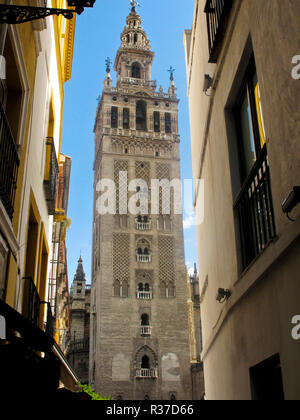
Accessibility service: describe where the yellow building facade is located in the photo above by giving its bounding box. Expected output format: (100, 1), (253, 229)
(0, 1), (77, 394)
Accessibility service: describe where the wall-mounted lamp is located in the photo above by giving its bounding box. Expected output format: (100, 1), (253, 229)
(203, 74), (213, 96)
(282, 186), (300, 222)
(216, 288), (231, 304)
(0, 0), (95, 25)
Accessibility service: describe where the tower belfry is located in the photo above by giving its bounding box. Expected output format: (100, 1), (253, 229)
(90, 3), (191, 400)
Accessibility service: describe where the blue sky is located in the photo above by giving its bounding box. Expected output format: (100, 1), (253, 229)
(61, 0), (198, 284)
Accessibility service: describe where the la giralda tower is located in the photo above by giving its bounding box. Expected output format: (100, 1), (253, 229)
(90, 1), (191, 400)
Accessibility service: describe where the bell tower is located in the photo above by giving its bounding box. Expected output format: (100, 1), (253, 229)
(90, 2), (192, 400)
(115, 1), (154, 83)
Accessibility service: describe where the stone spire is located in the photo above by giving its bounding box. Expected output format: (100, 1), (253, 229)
(74, 255), (86, 282)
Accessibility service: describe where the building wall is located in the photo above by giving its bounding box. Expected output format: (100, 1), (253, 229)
(185, 0), (300, 400)
(0, 4), (75, 334)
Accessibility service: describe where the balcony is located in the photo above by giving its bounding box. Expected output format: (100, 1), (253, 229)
(40, 302), (55, 337)
(141, 326), (151, 336)
(136, 368), (158, 379)
(135, 216), (151, 231)
(68, 338), (90, 353)
(119, 77), (157, 90)
(0, 100), (20, 220)
(44, 137), (59, 215)
(23, 277), (55, 336)
(136, 254), (151, 263)
(137, 291), (152, 300)
(136, 221), (151, 230)
(234, 145), (276, 271)
(204, 0), (233, 63)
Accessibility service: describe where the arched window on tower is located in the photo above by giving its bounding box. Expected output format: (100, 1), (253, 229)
(141, 314), (149, 326)
(142, 355), (150, 369)
(165, 112), (172, 133)
(168, 282), (176, 298)
(122, 280), (129, 298)
(141, 313), (151, 336)
(111, 106), (118, 128)
(134, 33), (138, 45)
(132, 62), (141, 79)
(160, 281), (167, 298)
(123, 108), (130, 129)
(154, 111), (160, 133)
(136, 100), (147, 131)
(114, 280), (121, 297)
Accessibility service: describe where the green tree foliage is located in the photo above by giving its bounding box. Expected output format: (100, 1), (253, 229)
(78, 383), (110, 400)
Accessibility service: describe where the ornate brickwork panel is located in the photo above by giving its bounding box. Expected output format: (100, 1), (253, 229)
(114, 160), (128, 214)
(113, 233), (130, 282)
(135, 161), (150, 185)
(156, 163), (170, 180)
(156, 163), (173, 215)
(158, 236), (175, 285)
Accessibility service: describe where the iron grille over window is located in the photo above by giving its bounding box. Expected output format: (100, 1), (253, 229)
(154, 111), (160, 133)
(0, 100), (20, 220)
(111, 106), (118, 128)
(204, 0), (233, 63)
(123, 108), (130, 129)
(165, 113), (171, 133)
(43, 137), (59, 215)
(136, 100), (147, 131)
(234, 145), (276, 270)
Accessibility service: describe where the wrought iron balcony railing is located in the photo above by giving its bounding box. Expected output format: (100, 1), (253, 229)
(23, 278), (55, 336)
(136, 368), (158, 379)
(44, 137), (59, 215)
(234, 145), (276, 271)
(141, 326), (151, 336)
(135, 221), (151, 231)
(40, 301), (55, 337)
(137, 290), (152, 300)
(68, 338), (90, 353)
(136, 254), (152, 263)
(23, 277), (41, 328)
(119, 77), (157, 90)
(0, 100), (20, 220)
(204, 0), (233, 63)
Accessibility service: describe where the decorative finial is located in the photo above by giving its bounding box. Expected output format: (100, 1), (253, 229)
(130, 0), (140, 11)
(105, 57), (112, 74)
(168, 65), (176, 81)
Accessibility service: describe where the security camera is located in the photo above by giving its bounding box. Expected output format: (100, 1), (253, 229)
(203, 74), (212, 93)
(216, 288), (231, 304)
(282, 187), (300, 217)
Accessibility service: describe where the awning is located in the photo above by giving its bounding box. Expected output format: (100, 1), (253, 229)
(52, 341), (80, 392)
(0, 299), (80, 393)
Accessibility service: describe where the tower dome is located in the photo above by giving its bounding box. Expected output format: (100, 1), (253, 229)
(120, 2), (151, 51)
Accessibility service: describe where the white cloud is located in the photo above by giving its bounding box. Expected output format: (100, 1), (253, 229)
(183, 214), (195, 230)
(188, 267), (195, 276)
